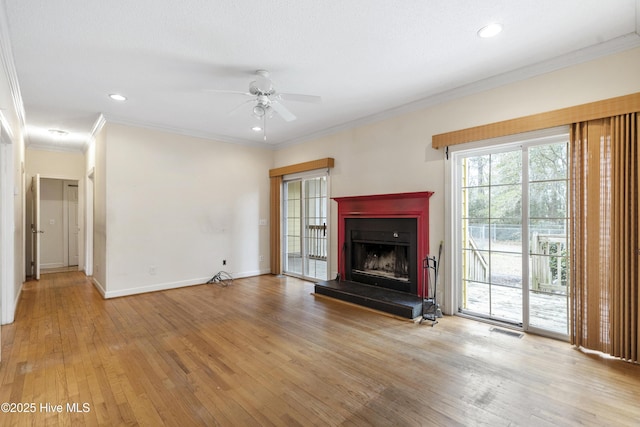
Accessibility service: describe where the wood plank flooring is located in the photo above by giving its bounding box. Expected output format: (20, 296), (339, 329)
(1, 272), (639, 426)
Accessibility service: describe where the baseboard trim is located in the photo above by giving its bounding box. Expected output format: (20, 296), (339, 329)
(91, 277), (106, 297)
(101, 269), (270, 299)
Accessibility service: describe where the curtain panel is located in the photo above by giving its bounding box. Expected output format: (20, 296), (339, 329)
(569, 113), (639, 362)
(270, 176), (283, 275)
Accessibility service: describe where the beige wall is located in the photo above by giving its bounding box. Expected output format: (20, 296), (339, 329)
(25, 149), (85, 179)
(96, 123), (273, 297)
(273, 47), (640, 308)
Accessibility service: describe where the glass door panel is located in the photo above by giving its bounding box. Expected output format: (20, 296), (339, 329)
(527, 143), (568, 335)
(303, 177), (328, 281)
(461, 149), (523, 325)
(284, 181), (302, 276)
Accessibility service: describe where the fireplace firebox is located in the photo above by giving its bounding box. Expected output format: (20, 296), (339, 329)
(345, 218), (417, 294)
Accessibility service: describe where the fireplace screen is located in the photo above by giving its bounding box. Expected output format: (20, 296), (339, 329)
(352, 242), (409, 281)
(344, 218), (418, 294)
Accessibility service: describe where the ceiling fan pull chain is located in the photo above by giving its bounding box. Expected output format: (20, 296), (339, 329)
(263, 114), (267, 141)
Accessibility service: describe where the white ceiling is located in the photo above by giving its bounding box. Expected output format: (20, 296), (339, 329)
(4, 0), (640, 151)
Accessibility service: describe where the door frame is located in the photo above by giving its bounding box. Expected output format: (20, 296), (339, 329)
(0, 125), (14, 327)
(444, 126), (570, 338)
(32, 174), (41, 279)
(63, 180), (79, 267)
(26, 173), (84, 278)
(282, 169), (330, 281)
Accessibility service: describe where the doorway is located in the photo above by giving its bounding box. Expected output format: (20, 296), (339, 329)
(283, 172), (329, 281)
(451, 132), (569, 338)
(28, 177), (79, 277)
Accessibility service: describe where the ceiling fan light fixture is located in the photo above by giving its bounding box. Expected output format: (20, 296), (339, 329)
(252, 105), (266, 117)
(478, 22), (503, 38)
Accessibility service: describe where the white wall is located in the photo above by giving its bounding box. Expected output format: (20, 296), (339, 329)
(98, 123), (273, 298)
(91, 124), (107, 291)
(273, 46), (640, 313)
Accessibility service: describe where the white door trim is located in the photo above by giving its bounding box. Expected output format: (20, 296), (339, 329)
(0, 126), (15, 325)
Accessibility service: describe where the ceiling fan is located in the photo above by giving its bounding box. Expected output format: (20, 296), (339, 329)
(209, 70), (321, 141)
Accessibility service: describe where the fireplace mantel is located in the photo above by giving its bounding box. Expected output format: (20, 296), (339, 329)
(334, 191), (433, 296)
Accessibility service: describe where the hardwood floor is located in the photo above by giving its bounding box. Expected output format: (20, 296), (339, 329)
(1, 272), (639, 426)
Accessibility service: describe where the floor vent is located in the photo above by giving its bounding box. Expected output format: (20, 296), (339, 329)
(489, 327), (524, 338)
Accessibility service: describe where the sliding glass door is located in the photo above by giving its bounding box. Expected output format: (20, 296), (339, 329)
(283, 173), (329, 281)
(456, 135), (569, 337)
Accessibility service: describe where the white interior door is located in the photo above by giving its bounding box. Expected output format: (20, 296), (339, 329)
(67, 184), (79, 266)
(32, 174), (41, 280)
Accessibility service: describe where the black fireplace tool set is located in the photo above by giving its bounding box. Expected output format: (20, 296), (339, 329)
(419, 241), (443, 326)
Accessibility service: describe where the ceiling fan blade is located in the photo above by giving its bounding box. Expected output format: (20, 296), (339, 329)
(270, 100), (297, 122)
(205, 89), (253, 96)
(228, 99), (255, 116)
(277, 93), (322, 104)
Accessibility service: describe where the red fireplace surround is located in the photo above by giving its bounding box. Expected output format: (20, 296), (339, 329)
(333, 191), (434, 297)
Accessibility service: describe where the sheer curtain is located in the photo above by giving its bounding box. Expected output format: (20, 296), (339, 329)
(570, 113), (639, 362)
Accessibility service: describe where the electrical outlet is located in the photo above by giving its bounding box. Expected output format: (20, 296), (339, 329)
(259, 255), (264, 262)
(149, 266), (157, 275)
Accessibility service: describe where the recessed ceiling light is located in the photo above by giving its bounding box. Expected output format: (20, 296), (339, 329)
(252, 126), (262, 132)
(108, 93), (127, 101)
(48, 129), (68, 137)
(478, 23), (503, 38)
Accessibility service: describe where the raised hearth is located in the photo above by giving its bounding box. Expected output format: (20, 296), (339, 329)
(315, 280), (423, 319)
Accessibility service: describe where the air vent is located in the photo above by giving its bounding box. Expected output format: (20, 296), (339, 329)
(489, 327), (524, 338)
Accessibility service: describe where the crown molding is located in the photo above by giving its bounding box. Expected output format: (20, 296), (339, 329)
(82, 113), (106, 153)
(0, 109), (13, 142)
(102, 114), (275, 150)
(274, 32), (640, 150)
(90, 113), (106, 139)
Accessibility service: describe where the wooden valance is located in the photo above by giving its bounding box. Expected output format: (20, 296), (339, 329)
(269, 157), (334, 177)
(432, 92), (640, 149)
